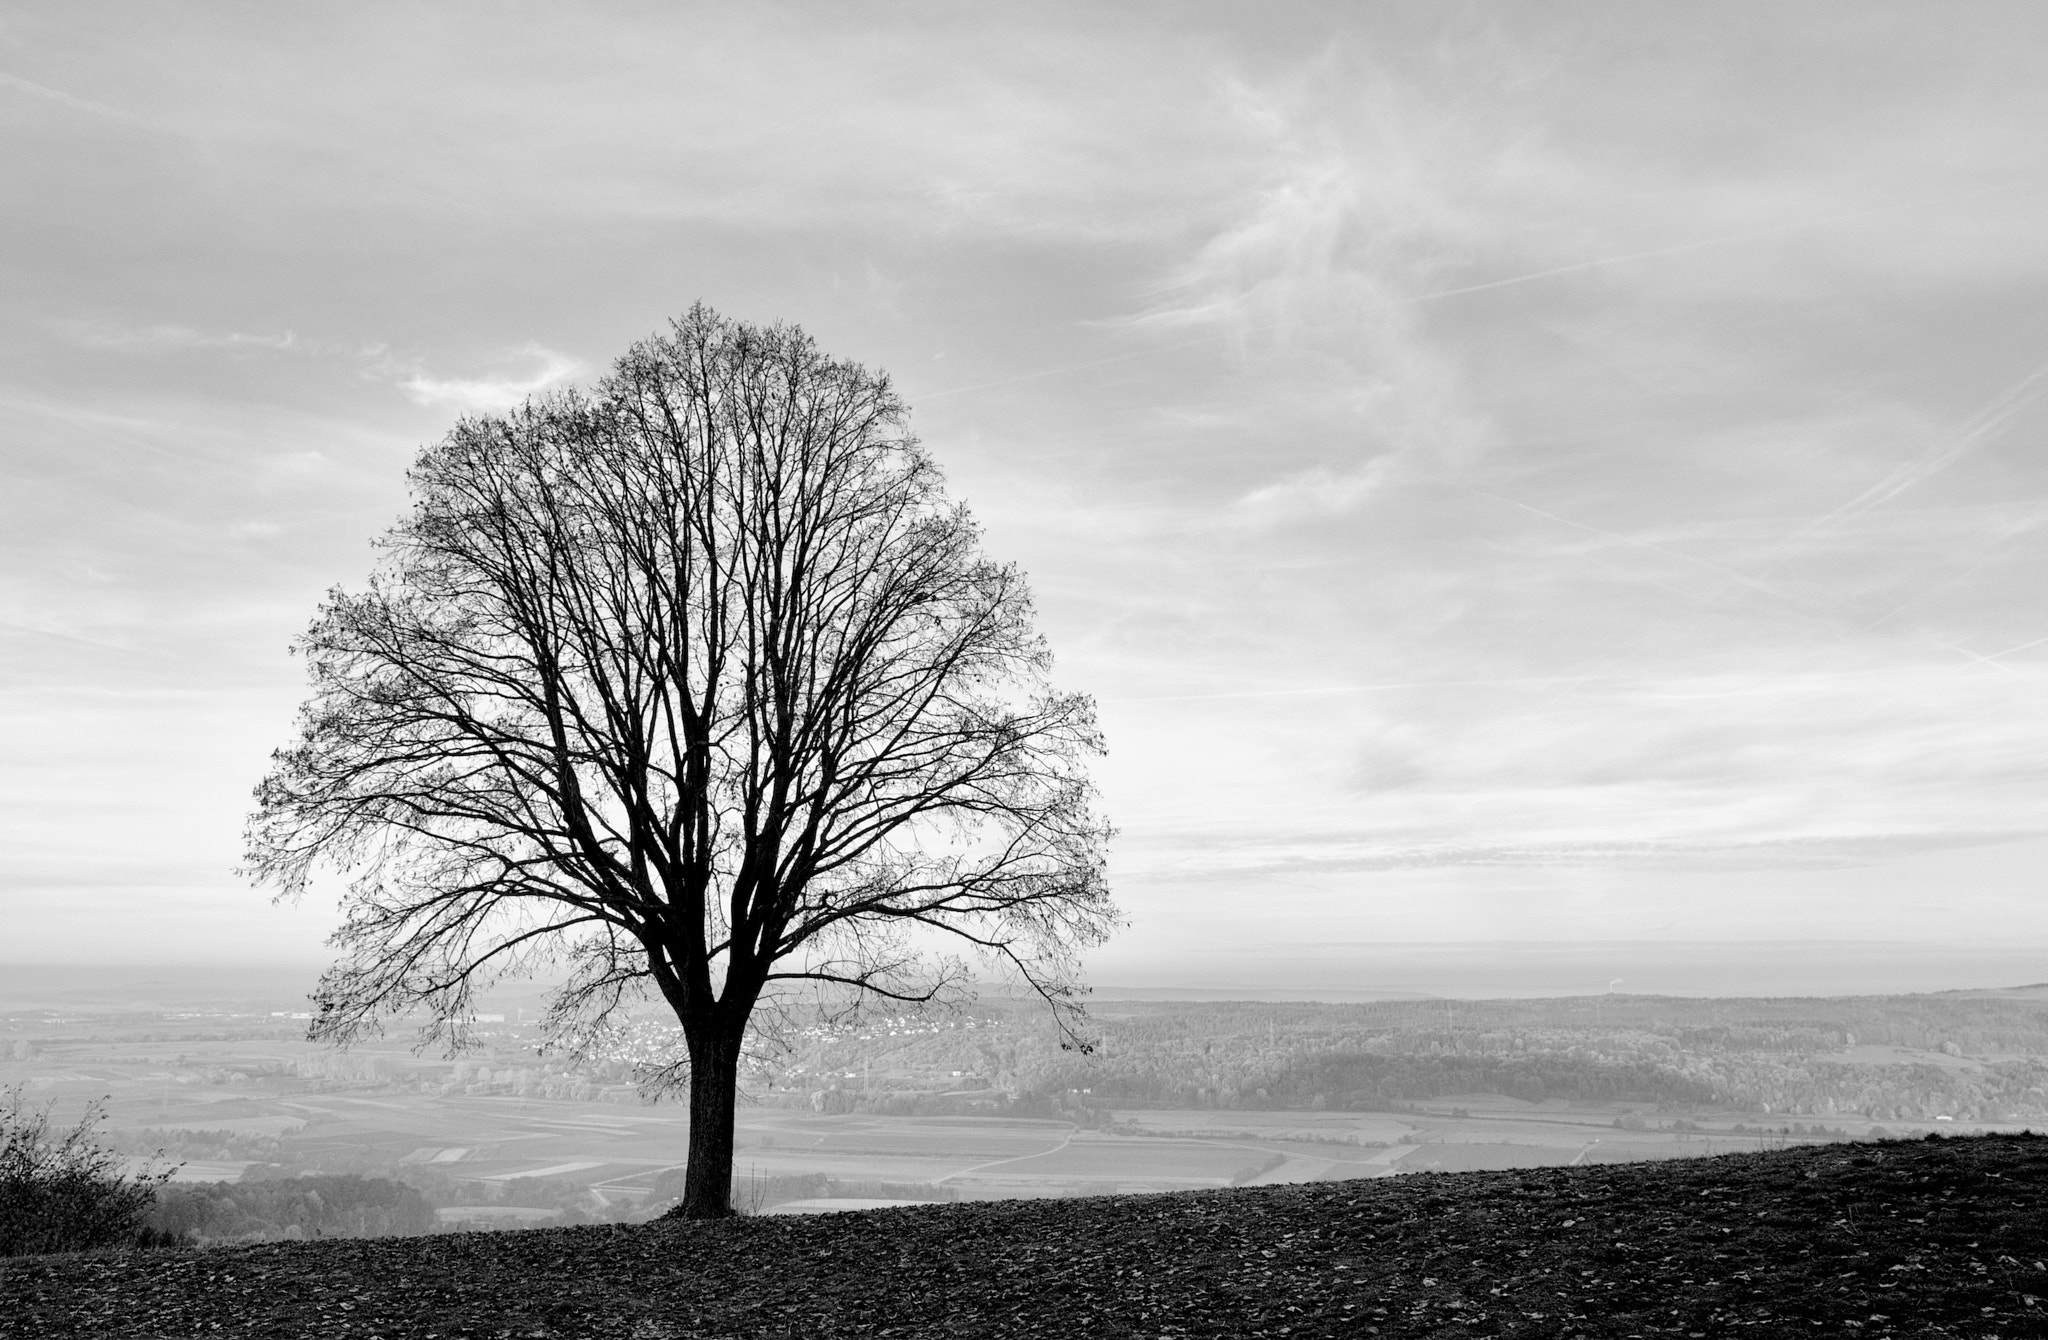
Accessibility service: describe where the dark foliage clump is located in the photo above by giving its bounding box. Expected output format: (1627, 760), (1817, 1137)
(0, 1085), (175, 1257)
(147, 1174), (436, 1244)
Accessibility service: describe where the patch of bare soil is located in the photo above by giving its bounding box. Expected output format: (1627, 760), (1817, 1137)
(5, 1134), (2046, 1338)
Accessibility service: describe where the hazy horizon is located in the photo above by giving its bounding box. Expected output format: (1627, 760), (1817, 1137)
(6, 5), (2048, 987)
(6, 940), (2047, 1007)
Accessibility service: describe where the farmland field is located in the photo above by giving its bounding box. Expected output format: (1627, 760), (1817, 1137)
(4, 963), (2040, 1226)
(0, 1041), (1932, 1213)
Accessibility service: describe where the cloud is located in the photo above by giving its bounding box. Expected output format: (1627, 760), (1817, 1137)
(1235, 456), (1397, 527)
(11, 6), (2048, 961)
(395, 345), (584, 414)
(1129, 829), (2047, 884)
(0, 71), (135, 122)
(60, 320), (300, 352)
(1103, 63), (1499, 530)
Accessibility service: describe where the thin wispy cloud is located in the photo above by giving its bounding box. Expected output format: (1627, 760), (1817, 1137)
(1138, 830), (2047, 883)
(395, 345), (584, 414)
(5, 4), (2048, 966)
(60, 320), (300, 352)
(0, 70), (135, 122)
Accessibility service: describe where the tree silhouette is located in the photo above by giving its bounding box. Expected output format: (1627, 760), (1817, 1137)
(247, 306), (1116, 1217)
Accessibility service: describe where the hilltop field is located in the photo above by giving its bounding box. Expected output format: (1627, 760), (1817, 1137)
(5, 1135), (2046, 1338)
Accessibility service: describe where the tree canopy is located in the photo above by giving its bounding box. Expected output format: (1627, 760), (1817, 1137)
(246, 305), (1117, 1216)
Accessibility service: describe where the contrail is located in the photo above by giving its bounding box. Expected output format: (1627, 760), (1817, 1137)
(1761, 358), (2048, 568)
(1452, 480), (1804, 607)
(0, 72), (137, 122)
(1375, 183), (2029, 306)
(1963, 632), (2048, 666)
(1106, 674), (1620, 704)
(913, 182), (2035, 404)
(0, 619), (156, 658)
(1450, 475), (2039, 690)
(913, 333), (1222, 403)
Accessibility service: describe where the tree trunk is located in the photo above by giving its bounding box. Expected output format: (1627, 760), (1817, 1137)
(674, 1027), (741, 1219)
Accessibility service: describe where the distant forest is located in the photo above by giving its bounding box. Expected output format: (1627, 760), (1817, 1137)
(85, 989), (2048, 1138)
(759, 992), (2048, 1126)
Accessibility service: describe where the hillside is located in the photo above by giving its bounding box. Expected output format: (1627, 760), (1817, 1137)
(5, 1134), (2045, 1338)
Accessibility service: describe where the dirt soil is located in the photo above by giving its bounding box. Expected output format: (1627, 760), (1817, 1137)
(4, 1133), (2046, 1338)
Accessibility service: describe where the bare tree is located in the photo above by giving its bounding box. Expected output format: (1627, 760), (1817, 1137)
(246, 306), (1116, 1218)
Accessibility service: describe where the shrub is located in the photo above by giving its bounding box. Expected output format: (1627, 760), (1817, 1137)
(0, 1085), (177, 1256)
(148, 1174), (435, 1243)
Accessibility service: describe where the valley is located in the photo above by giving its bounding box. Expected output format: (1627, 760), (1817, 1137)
(5, 964), (2043, 1231)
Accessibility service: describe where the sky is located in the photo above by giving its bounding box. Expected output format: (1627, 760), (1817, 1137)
(4, 3), (2048, 994)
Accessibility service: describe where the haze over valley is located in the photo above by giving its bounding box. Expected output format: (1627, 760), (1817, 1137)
(8, 962), (2046, 1240)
